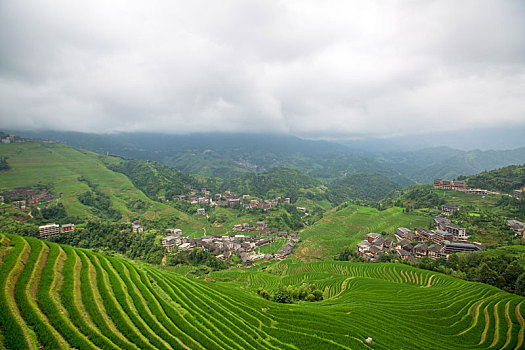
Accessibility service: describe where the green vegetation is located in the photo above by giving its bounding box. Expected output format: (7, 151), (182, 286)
(326, 173), (401, 203)
(296, 204), (431, 259)
(465, 164), (525, 193)
(103, 158), (215, 200)
(387, 184), (445, 209)
(166, 248), (227, 271)
(0, 156), (8, 171)
(2, 234), (525, 349)
(0, 142), (202, 230)
(259, 284), (323, 303)
(403, 251), (525, 295)
(220, 167), (324, 202)
(258, 238), (286, 254)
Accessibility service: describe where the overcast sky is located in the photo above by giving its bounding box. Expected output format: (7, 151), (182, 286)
(1, 0), (524, 138)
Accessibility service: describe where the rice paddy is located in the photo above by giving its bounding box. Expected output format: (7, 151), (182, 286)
(1, 233), (524, 349)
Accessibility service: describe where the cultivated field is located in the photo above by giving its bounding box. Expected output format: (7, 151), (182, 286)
(1, 233), (524, 349)
(296, 205), (431, 259)
(0, 143), (199, 228)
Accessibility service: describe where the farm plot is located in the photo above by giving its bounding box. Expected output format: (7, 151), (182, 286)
(1, 233), (524, 349)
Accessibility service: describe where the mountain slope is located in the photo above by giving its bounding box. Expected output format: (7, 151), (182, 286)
(1, 233), (524, 349)
(391, 147), (525, 183)
(326, 173), (402, 203)
(0, 142), (198, 227)
(296, 204), (431, 259)
(15, 131), (414, 185)
(466, 164), (525, 193)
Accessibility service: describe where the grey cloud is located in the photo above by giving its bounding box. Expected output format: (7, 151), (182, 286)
(0, 0), (524, 137)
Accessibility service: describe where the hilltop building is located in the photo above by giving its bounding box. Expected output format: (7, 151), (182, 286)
(39, 224), (60, 240)
(442, 204), (460, 216)
(433, 179), (467, 191)
(132, 220), (143, 233)
(507, 220), (525, 237)
(61, 224), (75, 233)
(444, 242), (484, 254)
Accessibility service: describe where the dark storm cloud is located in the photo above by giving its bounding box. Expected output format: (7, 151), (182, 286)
(0, 0), (524, 137)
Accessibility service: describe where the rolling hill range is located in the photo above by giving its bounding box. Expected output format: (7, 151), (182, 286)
(1, 233), (524, 349)
(379, 147), (525, 184)
(0, 142), (202, 231)
(13, 131), (414, 185)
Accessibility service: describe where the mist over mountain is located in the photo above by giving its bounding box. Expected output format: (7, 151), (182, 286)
(12, 130), (525, 187)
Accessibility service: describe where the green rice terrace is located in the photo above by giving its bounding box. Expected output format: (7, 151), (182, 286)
(1, 233), (525, 349)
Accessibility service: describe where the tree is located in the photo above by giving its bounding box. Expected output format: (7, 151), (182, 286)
(446, 253), (459, 270)
(476, 263), (504, 288)
(0, 157), (9, 171)
(504, 261), (525, 292)
(273, 289), (292, 304)
(515, 273), (525, 296)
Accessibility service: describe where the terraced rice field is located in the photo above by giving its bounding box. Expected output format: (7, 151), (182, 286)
(1, 233), (525, 349)
(296, 205), (431, 259)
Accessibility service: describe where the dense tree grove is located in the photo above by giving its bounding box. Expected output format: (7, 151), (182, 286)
(466, 164), (525, 193)
(220, 168), (321, 202)
(105, 159), (206, 200)
(258, 284), (323, 303)
(387, 185), (445, 209)
(326, 173), (401, 204)
(54, 221), (164, 264)
(496, 196), (525, 218)
(413, 253), (525, 296)
(166, 248), (227, 271)
(0, 156), (9, 171)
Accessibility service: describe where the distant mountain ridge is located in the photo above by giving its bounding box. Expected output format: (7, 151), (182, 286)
(12, 130), (525, 188)
(379, 147), (525, 183)
(14, 130), (412, 184)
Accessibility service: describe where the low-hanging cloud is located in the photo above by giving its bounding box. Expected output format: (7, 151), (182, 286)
(1, 0), (524, 138)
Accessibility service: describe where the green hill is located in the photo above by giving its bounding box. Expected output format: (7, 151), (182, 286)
(466, 164), (525, 193)
(0, 142), (199, 228)
(220, 167), (324, 202)
(1, 233), (524, 349)
(296, 204), (431, 259)
(326, 173), (402, 203)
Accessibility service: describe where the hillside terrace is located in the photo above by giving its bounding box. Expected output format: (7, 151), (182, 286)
(356, 215), (482, 262)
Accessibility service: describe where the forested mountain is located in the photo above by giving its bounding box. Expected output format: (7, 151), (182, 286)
(0, 142), (200, 229)
(379, 147), (525, 183)
(14, 131), (413, 185)
(103, 157), (218, 200)
(326, 173), (402, 203)
(220, 167), (323, 202)
(466, 164), (525, 193)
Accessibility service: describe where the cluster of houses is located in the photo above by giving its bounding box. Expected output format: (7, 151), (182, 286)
(38, 223), (75, 240)
(0, 134), (18, 144)
(356, 215), (483, 262)
(232, 221), (298, 237)
(0, 133), (56, 144)
(507, 220), (525, 237)
(161, 225), (299, 264)
(433, 179), (488, 195)
(173, 188), (291, 213)
(2, 186), (54, 209)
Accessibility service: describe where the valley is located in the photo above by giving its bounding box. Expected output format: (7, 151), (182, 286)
(1, 137), (525, 349)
